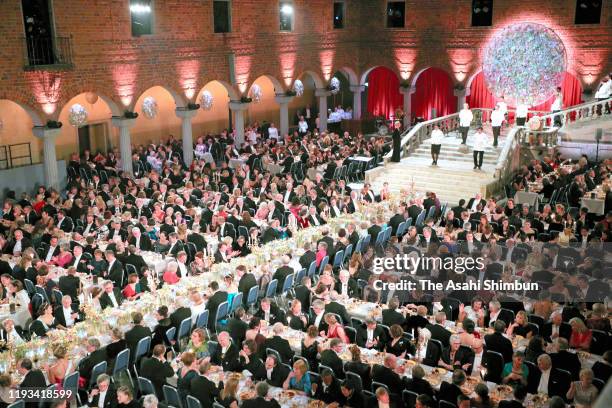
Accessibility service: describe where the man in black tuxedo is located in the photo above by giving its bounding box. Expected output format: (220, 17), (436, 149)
(382, 297), (406, 328)
(205, 281), (228, 331)
(356, 318), (388, 350)
(334, 269), (358, 299)
(541, 311), (571, 342)
(242, 382), (281, 408)
(388, 203), (408, 236)
(236, 265), (257, 306)
(484, 320), (514, 363)
(367, 219), (382, 245)
(125, 312), (152, 362)
(262, 323), (295, 364)
(189, 362), (220, 408)
(254, 297), (285, 325)
(311, 369), (343, 404)
(87, 374), (118, 408)
(53, 295), (82, 328)
(99, 281), (124, 310)
(466, 193), (486, 212)
(56, 210), (74, 232)
(128, 227), (152, 251)
(550, 338), (581, 380)
(18, 359), (48, 408)
(425, 312), (452, 348)
(105, 250), (124, 287)
(371, 354), (404, 394)
(58, 266), (82, 301)
(140, 344), (175, 399)
(320, 339), (345, 379)
(324, 292), (351, 325)
(211, 331), (241, 372)
(239, 340), (266, 380)
(264, 354), (289, 387)
(78, 338), (108, 386)
(8, 229), (31, 256)
(439, 335), (475, 372)
(123, 246), (147, 275)
(218, 217), (236, 240)
(451, 199), (466, 220)
(294, 277), (313, 311)
(166, 233), (184, 257)
(272, 256), (295, 294)
(309, 300), (328, 333)
(299, 243), (316, 269)
(403, 365), (435, 398)
(227, 308), (248, 346)
(169, 299), (192, 333)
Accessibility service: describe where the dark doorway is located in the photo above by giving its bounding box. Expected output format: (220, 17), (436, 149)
(78, 126), (91, 156)
(22, 0), (55, 65)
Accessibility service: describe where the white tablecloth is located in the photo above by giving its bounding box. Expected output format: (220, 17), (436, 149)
(515, 191), (540, 207)
(581, 197), (605, 215)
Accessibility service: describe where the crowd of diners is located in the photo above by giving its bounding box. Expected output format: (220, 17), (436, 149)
(0, 122), (609, 408)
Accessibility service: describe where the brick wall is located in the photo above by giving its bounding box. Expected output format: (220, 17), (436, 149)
(0, 0), (610, 123)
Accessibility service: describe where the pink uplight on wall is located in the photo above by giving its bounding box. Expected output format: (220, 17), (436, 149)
(177, 60), (201, 99)
(112, 64), (137, 108)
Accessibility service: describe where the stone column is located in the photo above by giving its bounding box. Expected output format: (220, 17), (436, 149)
(229, 101), (250, 144)
(399, 86), (416, 128)
(315, 89), (332, 132)
(111, 117), (137, 175)
(454, 88), (470, 112)
(176, 108), (198, 167)
(274, 95), (293, 137)
(33, 126), (61, 190)
(349, 85), (365, 119)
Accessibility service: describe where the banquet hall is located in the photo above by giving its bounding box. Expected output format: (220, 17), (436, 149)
(0, 1), (610, 408)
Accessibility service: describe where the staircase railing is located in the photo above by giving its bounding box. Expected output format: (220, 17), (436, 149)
(538, 96), (612, 127)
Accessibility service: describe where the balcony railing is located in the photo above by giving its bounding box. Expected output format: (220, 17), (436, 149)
(23, 36), (74, 70)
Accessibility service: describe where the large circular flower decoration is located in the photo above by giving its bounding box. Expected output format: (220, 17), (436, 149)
(142, 96), (158, 119)
(68, 104), (88, 128)
(482, 23), (566, 106)
(293, 79), (304, 97)
(200, 90), (214, 110)
(249, 84), (263, 103)
(330, 77), (341, 95)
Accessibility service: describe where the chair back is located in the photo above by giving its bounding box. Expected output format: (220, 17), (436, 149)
(207, 341), (219, 357)
(484, 350), (504, 384)
(186, 396), (202, 408)
(402, 390), (418, 408)
(39, 385), (56, 408)
(423, 338), (442, 367)
(590, 329), (609, 355)
(343, 244), (353, 262)
(216, 301), (229, 322)
(527, 314), (545, 329)
(550, 368), (572, 399)
(333, 250), (344, 268)
(135, 336), (152, 362)
(163, 385), (183, 408)
(165, 327), (176, 343)
(138, 376), (155, 396)
(308, 371), (320, 384)
(35, 286), (49, 302)
(89, 361), (108, 388)
(52, 289), (63, 305)
(266, 348), (282, 363)
(345, 370), (363, 392)
(345, 326), (356, 344)
(7, 401), (24, 408)
(318, 256), (329, 274)
(195, 310), (209, 329)
(295, 268), (306, 285)
(23, 279), (35, 296)
(524, 360), (539, 394)
(230, 293), (243, 314)
(177, 317), (192, 340)
(62, 371), (79, 400)
(265, 280), (278, 298)
(396, 221), (406, 237)
(281, 274), (295, 294)
(246, 286), (259, 306)
(113, 348), (130, 376)
(307, 261), (317, 277)
(371, 381), (389, 394)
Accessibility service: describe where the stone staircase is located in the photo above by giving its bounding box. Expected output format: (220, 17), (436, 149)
(366, 127), (503, 205)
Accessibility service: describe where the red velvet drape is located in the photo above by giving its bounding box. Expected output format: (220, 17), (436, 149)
(411, 67), (455, 120)
(366, 67), (403, 119)
(468, 71), (583, 111)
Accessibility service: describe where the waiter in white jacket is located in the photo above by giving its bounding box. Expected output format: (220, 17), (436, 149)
(472, 126), (489, 170)
(430, 124), (444, 166)
(459, 103), (473, 145)
(551, 87), (563, 127)
(490, 104), (505, 147)
(516, 102), (528, 126)
(595, 74), (611, 115)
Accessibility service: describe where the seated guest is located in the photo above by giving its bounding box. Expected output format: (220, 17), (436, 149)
(470, 383), (494, 408)
(382, 297), (406, 328)
(366, 387), (393, 408)
(505, 310), (534, 339)
(162, 262), (180, 285)
(18, 358), (47, 408)
(319, 338), (345, 379)
(189, 362), (220, 408)
(30, 303), (58, 337)
(567, 368), (599, 408)
(311, 368), (342, 404)
(122, 273), (144, 300)
(322, 314), (349, 344)
(439, 334), (475, 372)
(78, 338), (107, 386)
(569, 317), (593, 351)
(176, 352), (198, 403)
(264, 355), (289, 387)
(151, 306), (172, 348)
(415, 394), (435, 408)
(356, 318), (387, 351)
(262, 323), (295, 364)
(385, 324), (414, 358)
(344, 345), (371, 391)
(484, 320), (514, 364)
(282, 359), (311, 395)
(211, 331), (240, 372)
(254, 297), (285, 325)
(586, 303), (610, 332)
(457, 318), (478, 347)
(301, 326), (320, 373)
(100, 281), (124, 310)
(0, 318), (24, 348)
(438, 369), (467, 406)
(542, 310), (571, 342)
(502, 351), (528, 388)
(125, 312), (152, 360)
(217, 377), (239, 408)
(591, 350), (612, 383)
(53, 295), (81, 328)
(426, 311), (452, 348)
(404, 364), (434, 398)
(239, 339), (266, 380)
(242, 382), (281, 408)
(87, 374), (117, 408)
(140, 344), (175, 399)
(534, 354), (554, 396)
(525, 336), (546, 363)
(339, 380), (363, 408)
(371, 354), (404, 393)
(116, 386), (139, 408)
(498, 384), (528, 408)
(286, 299), (308, 331)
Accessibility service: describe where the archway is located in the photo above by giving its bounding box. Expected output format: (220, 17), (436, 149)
(246, 75), (283, 126)
(132, 86), (186, 146)
(0, 100), (43, 166)
(56, 92), (117, 161)
(363, 66), (402, 120)
(328, 70), (353, 111)
(411, 67), (454, 120)
(192, 80), (233, 136)
(290, 71), (324, 128)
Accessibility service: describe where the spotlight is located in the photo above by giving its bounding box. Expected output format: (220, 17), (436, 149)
(473, 7), (481, 13)
(130, 3), (151, 14)
(280, 4), (293, 15)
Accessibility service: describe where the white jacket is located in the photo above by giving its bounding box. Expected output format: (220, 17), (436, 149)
(459, 109), (473, 127)
(430, 129), (444, 145)
(595, 80), (611, 99)
(472, 132), (490, 151)
(491, 110), (505, 127)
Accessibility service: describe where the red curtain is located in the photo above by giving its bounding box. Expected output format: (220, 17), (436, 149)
(366, 67), (403, 119)
(411, 67), (455, 120)
(468, 71), (583, 111)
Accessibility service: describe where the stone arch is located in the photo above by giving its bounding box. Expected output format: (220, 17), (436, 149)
(247, 74), (286, 95)
(133, 84), (187, 109)
(0, 99), (45, 127)
(198, 79), (239, 101)
(295, 70), (325, 89)
(335, 67), (359, 87)
(360, 65), (401, 87)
